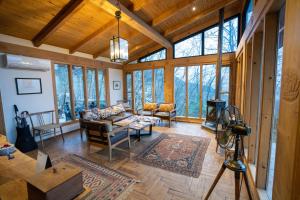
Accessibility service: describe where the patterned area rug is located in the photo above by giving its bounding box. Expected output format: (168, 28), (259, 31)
(135, 133), (210, 177)
(53, 154), (135, 200)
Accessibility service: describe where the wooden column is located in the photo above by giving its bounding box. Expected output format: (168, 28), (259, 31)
(164, 64), (174, 103)
(215, 8), (224, 99)
(248, 32), (263, 164)
(273, 0), (300, 199)
(256, 13), (278, 189)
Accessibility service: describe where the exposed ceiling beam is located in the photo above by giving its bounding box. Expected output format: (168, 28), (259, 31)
(69, 19), (116, 54)
(32, 0), (86, 47)
(152, 0), (195, 27)
(132, 0), (153, 11)
(164, 0), (239, 37)
(94, 0), (172, 48)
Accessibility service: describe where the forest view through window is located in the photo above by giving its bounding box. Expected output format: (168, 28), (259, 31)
(54, 64), (72, 123)
(140, 49), (166, 62)
(72, 65), (85, 119)
(174, 16), (239, 58)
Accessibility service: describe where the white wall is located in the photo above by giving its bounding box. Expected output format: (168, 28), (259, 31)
(0, 56), (78, 143)
(108, 68), (123, 105)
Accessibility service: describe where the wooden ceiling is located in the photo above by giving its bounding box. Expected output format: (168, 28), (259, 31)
(0, 0), (242, 62)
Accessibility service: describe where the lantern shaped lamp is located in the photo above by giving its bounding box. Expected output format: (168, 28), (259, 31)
(110, 10), (128, 63)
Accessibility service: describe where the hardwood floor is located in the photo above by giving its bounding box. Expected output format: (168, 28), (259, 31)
(27, 122), (249, 200)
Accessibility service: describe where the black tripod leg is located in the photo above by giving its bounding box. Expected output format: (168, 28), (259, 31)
(204, 164), (226, 200)
(242, 171), (252, 200)
(235, 171), (241, 200)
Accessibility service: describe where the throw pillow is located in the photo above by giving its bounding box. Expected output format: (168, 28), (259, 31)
(111, 104), (125, 115)
(159, 104), (174, 112)
(144, 103), (157, 111)
(82, 110), (98, 121)
(99, 107), (112, 119)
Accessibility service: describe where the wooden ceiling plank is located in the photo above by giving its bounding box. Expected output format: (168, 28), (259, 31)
(96, 0), (172, 48)
(32, 0), (86, 47)
(151, 0), (195, 27)
(132, 0), (152, 11)
(164, 0), (239, 36)
(69, 19), (116, 54)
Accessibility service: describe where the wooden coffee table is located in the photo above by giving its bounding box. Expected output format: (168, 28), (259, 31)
(114, 116), (160, 141)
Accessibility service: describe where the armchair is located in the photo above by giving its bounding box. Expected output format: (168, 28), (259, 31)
(79, 114), (130, 161)
(154, 103), (177, 127)
(137, 103), (158, 116)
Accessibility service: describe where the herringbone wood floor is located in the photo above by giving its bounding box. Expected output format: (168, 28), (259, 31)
(27, 122), (249, 200)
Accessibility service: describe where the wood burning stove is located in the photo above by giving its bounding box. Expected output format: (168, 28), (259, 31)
(202, 100), (226, 130)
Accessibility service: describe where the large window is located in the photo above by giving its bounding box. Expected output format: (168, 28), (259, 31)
(98, 70), (106, 108)
(204, 26), (219, 55)
(174, 66), (201, 118)
(188, 66), (200, 117)
(243, 0), (253, 30)
(174, 67), (186, 117)
(134, 71), (143, 110)
(126, 73), (132, 107)
(143, 70), (153, 103)
(154, 68), (164, 103)
(202, 64), (216, 118)
(220, 66), (230, 105)
(223, 17), (239, 53)
(72, 65), (85, 119)
(54, 64), (72, 123)
(174, 33), (202, 58)
(87, 68), (97, 109)
(139, 49), (166, 62)
(173, 16), (239, 57)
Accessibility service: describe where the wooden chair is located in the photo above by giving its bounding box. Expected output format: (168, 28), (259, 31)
(28, 110), (64, 149)
(79, 116), (130, 161)
(154, 103), (177, 128)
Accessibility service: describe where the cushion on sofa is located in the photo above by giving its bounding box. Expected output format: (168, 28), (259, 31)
(82, 110), (99, 120)
(144, 103), (157, 111)
(111, 104), (126, 115)
(99, 107), (113, 119)
(154, 111), (170, 117)
(159, 104), (174, 112)
(106, 112), (133, 123)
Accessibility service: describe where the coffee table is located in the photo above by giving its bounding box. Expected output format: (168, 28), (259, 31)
(114, 115), (160, 141)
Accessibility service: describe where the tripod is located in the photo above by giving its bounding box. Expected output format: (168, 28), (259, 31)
(204, 134), (252, 200)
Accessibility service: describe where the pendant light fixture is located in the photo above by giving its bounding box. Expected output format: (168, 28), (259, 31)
(110, 0), (128, 63)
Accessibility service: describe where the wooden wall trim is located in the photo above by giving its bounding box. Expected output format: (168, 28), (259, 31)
(124, 53), (235, 71)
(256, 13), (278, 189)
(0, 42), (122, 69)
(236, 0), (274, 56)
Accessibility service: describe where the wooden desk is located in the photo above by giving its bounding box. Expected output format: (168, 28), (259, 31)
(0, 135), (36, 185)
(0, 135), (90, 200)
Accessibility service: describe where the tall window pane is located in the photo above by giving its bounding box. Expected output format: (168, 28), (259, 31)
(188, 66), (200, 118)
(245, 0), (253, 26)
(154, 68), (164, 103)
(98, 70), (106, 108)
(143, 70), (153, 103)
(220, 66), (230, 105)
(204, 26), (219, 55)
(126, 74), (132, 107)
(174, 33), (202, 58)
(134, 71), (142, 110)
(223, 17), (239, 53)
(87, 68), (97, 109)
(174, 67), (186, 116)
(202, 64), (216, 118)
(140, 49), (166, 62)
(54, 64), (72, 123)
(72, 65), (85, 119)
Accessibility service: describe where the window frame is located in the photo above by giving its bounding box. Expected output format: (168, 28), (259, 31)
(126, 67), (165, 112)
(52, 62), (109, 125)
(173, 15), (240, 59)
(138, 48), (167, 63)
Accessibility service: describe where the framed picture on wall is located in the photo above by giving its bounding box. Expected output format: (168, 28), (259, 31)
(15, 78), (42, 95)
(113, 81), (121, 90)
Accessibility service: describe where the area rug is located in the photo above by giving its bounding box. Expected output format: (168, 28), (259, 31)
(135, 133), (210, 178)
(53, 154), (135, 200)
